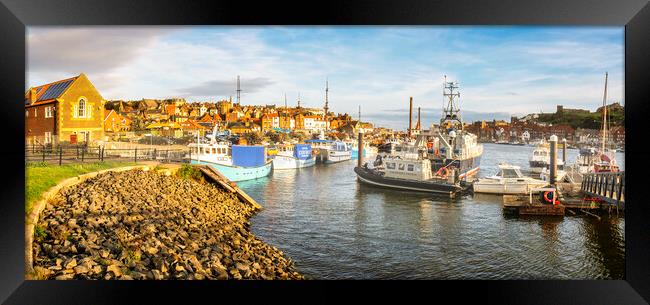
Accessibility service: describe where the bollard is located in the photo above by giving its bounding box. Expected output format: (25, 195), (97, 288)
(358, 130), (364, 167)
(549, 135), (558, 186)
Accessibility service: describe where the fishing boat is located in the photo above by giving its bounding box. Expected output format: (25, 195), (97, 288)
(415, 76), (483, 180)
(188, 128), (272, 181)
(528, 139), (565, 173)
(473, 163), (547, 195)
(272, 143), (316, 169)
(355, 148), (466, 195)
(306, 139), (352, 164)
(353, 76), (477, 196)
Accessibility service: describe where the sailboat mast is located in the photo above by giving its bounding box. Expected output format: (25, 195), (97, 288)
(601, 72), (608, 153)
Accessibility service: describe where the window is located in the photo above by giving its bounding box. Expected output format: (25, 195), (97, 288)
(502, 169), (519, 178)
(78, 99), (87, 118)
(44, 132), (52, 144)
(34, 108), (37, 117)
(398, 163), (405, 171)
(45, 106), (53, 118)
(25, 110), (28, 117)
(212, 148), (216, 154)
(407, 164), (414, 171)
(387, 163), (395, 170)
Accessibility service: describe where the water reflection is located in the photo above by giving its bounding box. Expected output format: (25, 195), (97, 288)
(240, 144), (624, 279)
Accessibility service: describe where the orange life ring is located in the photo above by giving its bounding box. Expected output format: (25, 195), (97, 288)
(543, 191), (558, 204)
(437, 167), (449, 178)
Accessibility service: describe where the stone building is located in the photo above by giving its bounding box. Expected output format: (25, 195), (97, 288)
(25, 73), (105, 145)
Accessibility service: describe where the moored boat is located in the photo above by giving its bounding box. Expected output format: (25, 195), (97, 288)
(188, 131), (272, 182)
(473, 163), (547, 195)
(306, 139), (352, 164)
(272, 143), (316, 170)
(355, 152), (465, 195)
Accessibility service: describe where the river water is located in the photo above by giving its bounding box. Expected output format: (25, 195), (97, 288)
(237, 143), (625, 279)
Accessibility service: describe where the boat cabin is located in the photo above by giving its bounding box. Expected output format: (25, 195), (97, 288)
(382, 157), (433, 180)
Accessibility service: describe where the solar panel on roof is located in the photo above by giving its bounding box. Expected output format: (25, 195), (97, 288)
(38, 79), (74, 101)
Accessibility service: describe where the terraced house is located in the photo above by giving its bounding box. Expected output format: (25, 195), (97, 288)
(25, 73), (105, 145)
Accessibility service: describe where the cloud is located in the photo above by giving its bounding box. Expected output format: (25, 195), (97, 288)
(177, 77), (274, 97)
(26, 26), (623, 129)
(28, 27), (174, 74)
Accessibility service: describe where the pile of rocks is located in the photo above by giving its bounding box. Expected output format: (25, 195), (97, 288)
(32, 169), (303, 280)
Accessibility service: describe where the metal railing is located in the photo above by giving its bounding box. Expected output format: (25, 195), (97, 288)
(25, 144), (189, 165)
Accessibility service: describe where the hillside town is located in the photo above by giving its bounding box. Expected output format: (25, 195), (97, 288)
(25, 73), (624, 149)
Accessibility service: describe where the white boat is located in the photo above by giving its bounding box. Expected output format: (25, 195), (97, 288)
(306, 139), (352, 164)
(473, 164), (548, 195)
(272, 143), (316, 170)
(539, 167), (568, 183)
(187, 126), (272, 182)
(528, 139), (564, 173)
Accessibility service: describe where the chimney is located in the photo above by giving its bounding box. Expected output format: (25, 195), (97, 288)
(29, 88), (37, 104)
(408, 97), (413, 137)
(417, 107), (421, 130)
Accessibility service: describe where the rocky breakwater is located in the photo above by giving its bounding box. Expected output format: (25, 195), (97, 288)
(32, 169), (304, 280)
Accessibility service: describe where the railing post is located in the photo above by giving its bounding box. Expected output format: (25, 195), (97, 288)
(81, 148), (85, 162)
(154, 149), (157, 161)
(76, 145), (79, 159)
(42, 146), (46, 163)
(59, 146), (62, 166)
(134, 148), (138, 164)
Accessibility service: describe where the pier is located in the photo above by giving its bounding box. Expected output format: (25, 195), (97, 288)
(580, 171), (625, 209)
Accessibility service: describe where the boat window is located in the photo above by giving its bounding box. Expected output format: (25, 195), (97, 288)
(407, 164), (414, 171)
(502, 169), (520, 178)
(398, 163), (405, 171)
(387, 163), (395, 169)
(212, 148), (217, 154)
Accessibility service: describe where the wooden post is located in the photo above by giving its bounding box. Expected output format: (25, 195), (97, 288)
(358, 130), (364, 167)
(549, 135), (557, 186)
(58, 146), (62, 165)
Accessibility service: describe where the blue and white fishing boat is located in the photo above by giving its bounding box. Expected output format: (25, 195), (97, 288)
(305, 139), (352, 164)
(272, 143), (316, 169)
(188, 130), (272, 182)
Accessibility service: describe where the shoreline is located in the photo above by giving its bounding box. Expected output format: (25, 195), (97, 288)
(29, 165), (303, 280)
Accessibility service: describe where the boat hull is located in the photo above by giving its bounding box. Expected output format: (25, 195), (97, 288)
(319, 149), (352, 164)
(190, 160), (272, 182)
(473, 181), (547, 195)
(272, 155), (316, 170)
(354, 166), (462, 195)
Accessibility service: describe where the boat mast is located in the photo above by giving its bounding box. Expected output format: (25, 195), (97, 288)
(324, 79), (329, 130)
(441, 75), (463, 130)
(236, 75), (241, 105)
(601, 72), (608, 154)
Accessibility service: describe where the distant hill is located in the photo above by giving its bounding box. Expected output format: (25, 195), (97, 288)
(535, 103), (624, 129)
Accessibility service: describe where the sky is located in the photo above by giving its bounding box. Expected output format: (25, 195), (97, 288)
(27, 26), (624, 130)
